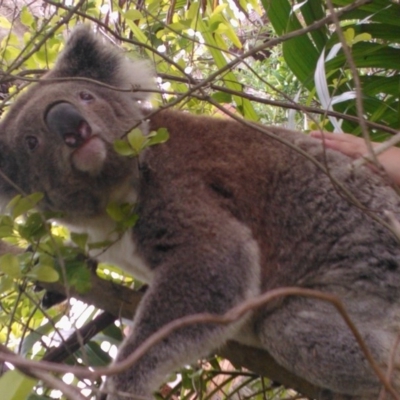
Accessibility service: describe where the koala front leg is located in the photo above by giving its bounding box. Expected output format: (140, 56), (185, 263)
(103, 222), (260, 400)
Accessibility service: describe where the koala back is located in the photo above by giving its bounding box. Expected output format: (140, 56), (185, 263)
(137, 109), (400, 295)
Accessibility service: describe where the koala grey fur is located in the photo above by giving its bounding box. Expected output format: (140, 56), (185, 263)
(1, 26), (400, 400)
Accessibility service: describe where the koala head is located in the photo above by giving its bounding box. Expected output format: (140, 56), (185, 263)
(0, 26), (154, 221)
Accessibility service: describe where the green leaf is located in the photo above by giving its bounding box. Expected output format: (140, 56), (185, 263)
(27, 394), (52, 400)
(20, 6), (35, 28)
(106, 203), (126, 222)
(127, 128), (147, 154)
(124, 9), (143, 20)
(0, 275), (14, 292)
(0, 253), (21, 278)
(21, 314), (63, 356)
(196, 16), (258, 120)
(0, 371), (36, 400)
(361, 75), (400, 97)
(354, 23), (400, 42)
(297, 0), (327, 51)
(70, 232), (88, 250)
(29, 264), (59, 283)
(0, 225), (14, 238)
(7, 193), (43, 219)
(352, 33), (372, 46)
(119, 213), (139, 230)
(326, 42), (400, 71)
(113, 139), (135, 157)
(265, 0), (320, 87)
(64, 260), (91, 293)
(96, 323), (124, 344)
(147, 128), (170, 146)
(18, 213), (47, 241)
(333, 0), (400, 27)
(211, 91), (232, 104)
(0, 16), (11, 29)
(76, 341), (112, 366)
(107, 202), (138, 231)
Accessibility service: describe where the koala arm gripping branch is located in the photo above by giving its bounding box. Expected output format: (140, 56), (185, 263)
(102, 213), (261, 400)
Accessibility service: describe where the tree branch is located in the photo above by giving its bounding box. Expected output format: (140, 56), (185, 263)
(36, 276), (356, 399)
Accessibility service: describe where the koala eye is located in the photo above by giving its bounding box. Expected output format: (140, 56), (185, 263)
(25, 136), (38, 151)
(79, 91), (94, 102)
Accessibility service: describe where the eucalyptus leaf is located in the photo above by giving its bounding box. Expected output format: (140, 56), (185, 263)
(0, 370), (36, 400)
(113, 139), (135, 157)
(0, 253), (21, 278)
(147, 128), (170, 146)
(29, 264), (59, 283)
(71, 232), (88, 250)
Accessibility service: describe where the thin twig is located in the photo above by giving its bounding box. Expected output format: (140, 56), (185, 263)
(352, 131), (400, 169)
(204, 95), (399, 238)
(379, 333), (400, 400)
(0, 344), (86, 400)
(325, 0), (378, 166)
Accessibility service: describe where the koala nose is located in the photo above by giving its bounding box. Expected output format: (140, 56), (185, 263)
(45, 102), (92, 148)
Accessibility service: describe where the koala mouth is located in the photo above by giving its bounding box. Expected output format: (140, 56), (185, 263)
(45, 102), (92, 148)
(45, 102), (107, 175)
(63, 120), (92, 148)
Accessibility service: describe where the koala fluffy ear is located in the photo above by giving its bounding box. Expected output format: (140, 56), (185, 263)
(48, 25), (154, 101)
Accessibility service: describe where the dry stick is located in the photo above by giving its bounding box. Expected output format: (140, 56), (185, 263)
(206, 84), (400, 137)
(352, 132), (400, 169)
(20, 289), (78, 362)
(325, 0), (380, 169)
(5, 1), (372, 131)
(43, 0), (371, 114)
(5, 0), (86, 75)
(98, 287), (398, 399)
(33, 275), (322, 398)
(378, 333), (400, 400)
(141, 0), (373, 115)
(204, 95), (399, 240)
(384, 211), (400, 243)
(7, 0), (374, 141)
(43, 0), (191, 80)
(42, 311), (117, 363)
(331, 10), (400, 197)
(9, 69), (397, 138)
(0, 287), (397, 398)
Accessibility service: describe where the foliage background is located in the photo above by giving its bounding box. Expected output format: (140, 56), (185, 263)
(0, 0), (399, 399)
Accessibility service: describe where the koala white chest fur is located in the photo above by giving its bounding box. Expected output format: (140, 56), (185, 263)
(2, 26), (400, 400)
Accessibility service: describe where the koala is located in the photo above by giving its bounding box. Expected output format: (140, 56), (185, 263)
(1, 26), (400, 400)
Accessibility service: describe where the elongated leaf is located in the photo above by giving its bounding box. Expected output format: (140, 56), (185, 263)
(21, 314), (63, 356)
(0, 253), (21, 278)
(326, 43), (400, 71)
(196, 16), (258, 120)
(296, 0), (327, 51)
(0, 370), (36, 400)
(264, 0), (320, 87)
(334, 0), (400, 27)
(361, 75), (400, 97)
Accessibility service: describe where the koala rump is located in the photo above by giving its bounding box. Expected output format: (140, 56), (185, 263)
(0, 26), (400, 400)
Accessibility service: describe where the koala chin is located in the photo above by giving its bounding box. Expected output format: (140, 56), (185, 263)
(1, 25), (400, 400)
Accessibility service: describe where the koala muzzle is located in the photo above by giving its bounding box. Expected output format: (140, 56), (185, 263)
(45, 102), (92, 148)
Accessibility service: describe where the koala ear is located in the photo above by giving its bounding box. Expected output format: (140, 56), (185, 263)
(49, 25), (120, 82)
(48, 25), (154, 100)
